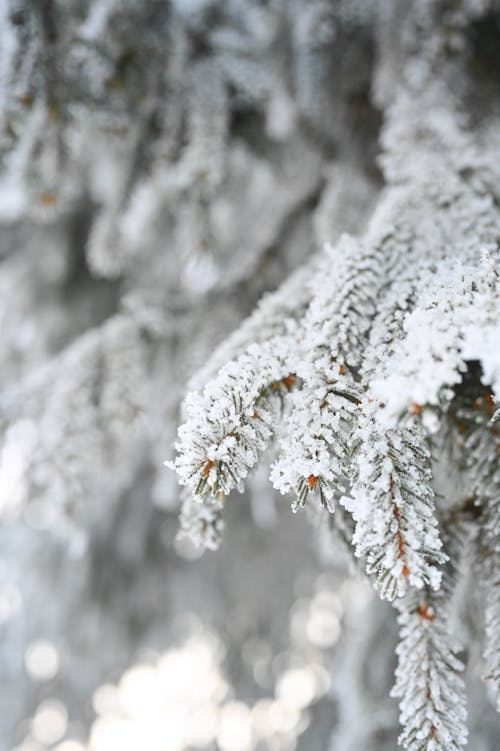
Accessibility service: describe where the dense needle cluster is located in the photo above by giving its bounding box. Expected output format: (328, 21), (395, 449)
(170, 3), (500, 748)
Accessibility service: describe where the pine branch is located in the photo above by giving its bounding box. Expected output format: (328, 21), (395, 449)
(177, 488), (225, 552)
(392, 590), (468, 751)
(465, 414), (500, 709)
(373, 252), (500, 426)
(270, 359), (360, 513)
(343, 413), (446, 601)
(269, 235), (379, 510)
(169, 337), (296, 509)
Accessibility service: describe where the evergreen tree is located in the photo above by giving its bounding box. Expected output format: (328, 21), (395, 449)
(1, 1), (500, 749)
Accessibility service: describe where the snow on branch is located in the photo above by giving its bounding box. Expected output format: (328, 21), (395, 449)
(465, 411), (500, 709)
(270, 360), (360, 514)
(343, 414), (446, 601)
(269, 235), (379, 510)
(372, 252), (500, 425)
(169, 336), (297, 507)
(392, 590), (468, 751)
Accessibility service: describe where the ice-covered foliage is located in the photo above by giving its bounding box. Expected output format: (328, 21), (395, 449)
(343, 415), (446, 601)
(1, 0), (500, 749)
(169, 1), (500, 747)
(373, 254), (500, 424)
(170, 336), (296, 499)
(392, 591), (468, 751)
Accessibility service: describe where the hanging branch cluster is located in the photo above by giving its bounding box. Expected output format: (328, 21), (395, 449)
(343, 416), (446, 601)
(169, 4), (500, 746)
(170, 336), (297, 504)
(170, 198), (500, 749)
(392, 591), (468, 751)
